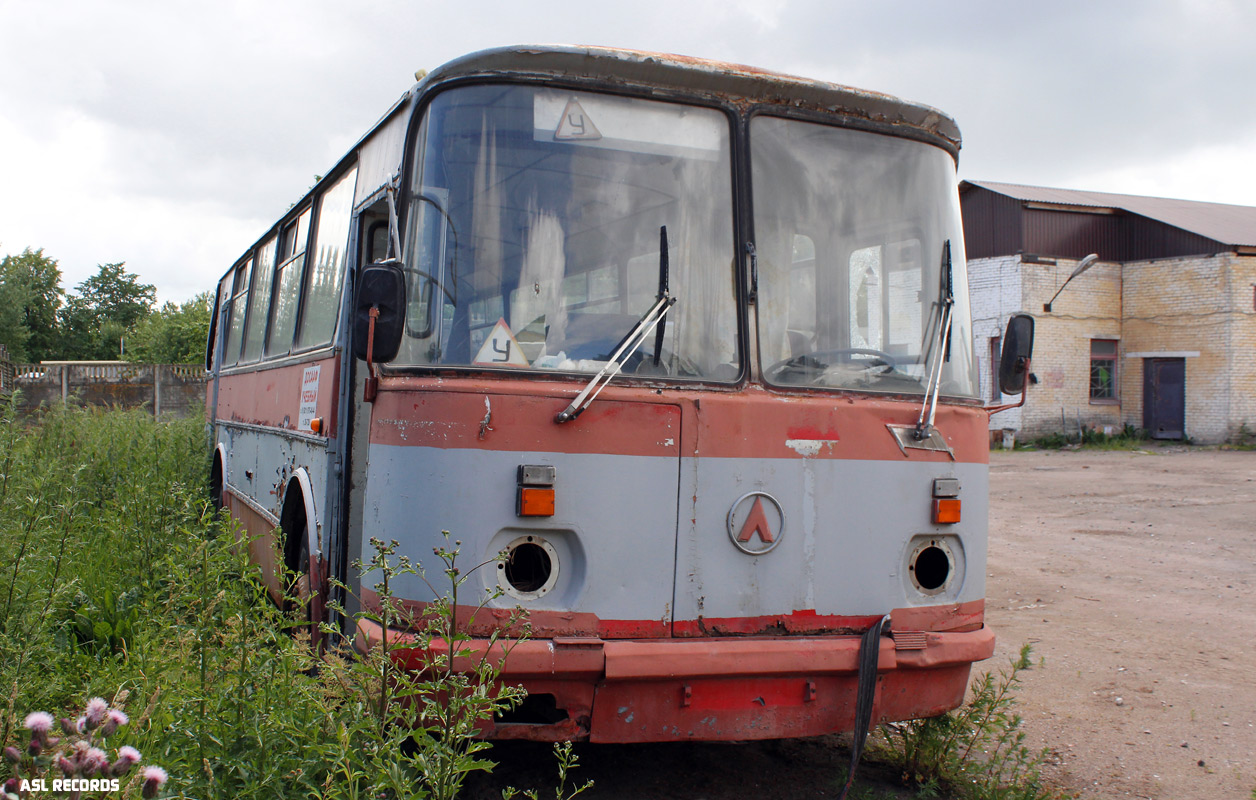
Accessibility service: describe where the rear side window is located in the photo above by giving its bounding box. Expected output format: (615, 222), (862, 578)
(267, 208), (312, 356)
(222, 258), (252, 367)
(297, 168), (358, 350)
(241, 237), (278, 363)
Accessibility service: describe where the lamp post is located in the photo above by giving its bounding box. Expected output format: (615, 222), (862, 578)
(1043, 254), (1099, 312)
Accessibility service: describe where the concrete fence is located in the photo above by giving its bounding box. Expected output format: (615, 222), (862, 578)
(0, 360), (208, 419)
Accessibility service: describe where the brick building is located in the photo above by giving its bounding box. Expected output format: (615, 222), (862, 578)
(962, 180), (1256, 444)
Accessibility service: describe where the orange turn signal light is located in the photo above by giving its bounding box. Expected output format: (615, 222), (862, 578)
(517, 487), (555, 517)
(932, 498), (961, 524)
(309, 417), (323, 435)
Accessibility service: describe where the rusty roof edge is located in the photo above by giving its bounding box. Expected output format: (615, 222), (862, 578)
(414, 44), (961, 151)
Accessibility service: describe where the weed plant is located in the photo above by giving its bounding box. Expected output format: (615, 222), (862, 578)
(0, 402), (587, 799)
(876, 645), (1070, 800)
(1027, 424), (1147, 451)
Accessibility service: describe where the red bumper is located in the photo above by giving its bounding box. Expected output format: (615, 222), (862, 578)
(356, 619), (995, 743)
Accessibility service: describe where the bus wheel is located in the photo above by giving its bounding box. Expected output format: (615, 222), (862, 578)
(283, 500), (319, 649)
(209, 455), (224, 511)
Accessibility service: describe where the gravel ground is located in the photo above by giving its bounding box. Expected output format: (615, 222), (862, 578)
(984, 446), (1256, 800)
(467, 446), (1256, 800)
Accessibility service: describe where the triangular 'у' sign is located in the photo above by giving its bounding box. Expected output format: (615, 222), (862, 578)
(473, 319), (529, 366)
(555, 97), (602, 141)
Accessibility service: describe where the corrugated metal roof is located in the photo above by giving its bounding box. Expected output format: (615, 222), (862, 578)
(965, 180), (1256, 248)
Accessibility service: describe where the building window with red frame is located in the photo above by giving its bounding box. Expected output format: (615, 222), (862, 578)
(1089, 339), (1118, 401)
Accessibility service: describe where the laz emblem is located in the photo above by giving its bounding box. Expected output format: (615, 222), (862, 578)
(726, 492), (785, 555)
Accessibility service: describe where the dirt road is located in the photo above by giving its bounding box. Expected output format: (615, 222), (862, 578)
(985, 447), (1256, 799)
(469, 447), (1255, 799)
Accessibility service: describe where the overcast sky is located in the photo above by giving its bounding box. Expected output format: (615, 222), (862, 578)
(2, 0), (1253, 302)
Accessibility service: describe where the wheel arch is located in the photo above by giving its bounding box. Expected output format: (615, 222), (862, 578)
(279, 468), (320, 571)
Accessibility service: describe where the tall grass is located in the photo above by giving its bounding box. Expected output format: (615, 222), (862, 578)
(0, 400), (581, 800)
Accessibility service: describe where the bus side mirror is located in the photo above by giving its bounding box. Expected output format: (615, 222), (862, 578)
(353, 261), (407, 364)
(998, 314), (1035, 395)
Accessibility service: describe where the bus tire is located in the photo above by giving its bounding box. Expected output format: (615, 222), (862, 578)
(280, 478), (319, 645)
(209, 451), (224, 511)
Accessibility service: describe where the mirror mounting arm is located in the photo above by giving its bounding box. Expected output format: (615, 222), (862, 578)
(364, 306), (381, 403)
(985, 356), (1031, 415)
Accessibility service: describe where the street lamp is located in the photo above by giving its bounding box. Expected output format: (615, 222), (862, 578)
(1043, 253), (1099, 312)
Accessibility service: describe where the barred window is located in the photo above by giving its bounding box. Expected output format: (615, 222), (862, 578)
(1089, 339), (1118, 401)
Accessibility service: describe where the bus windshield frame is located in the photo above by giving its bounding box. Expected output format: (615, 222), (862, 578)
(393, 83), (742, 383)
(750, 113), (978, 400)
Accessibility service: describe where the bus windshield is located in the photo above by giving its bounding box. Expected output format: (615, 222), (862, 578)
(396, 84), (740, 380)
(751, 116), (977, 398)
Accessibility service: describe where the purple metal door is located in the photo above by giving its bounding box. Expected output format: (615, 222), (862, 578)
(1143, 358), (1185, 440)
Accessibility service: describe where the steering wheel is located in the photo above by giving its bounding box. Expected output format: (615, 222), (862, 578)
(764, 348), (898, 380)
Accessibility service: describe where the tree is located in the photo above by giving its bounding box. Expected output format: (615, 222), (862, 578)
(0, 269), (31, 362)
(60, 262), (156, 360)
(0, 247), (65, 362)
(125, 291), (213, 364)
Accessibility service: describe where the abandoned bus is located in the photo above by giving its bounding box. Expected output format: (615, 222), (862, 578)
(206, 45), (1034, 743)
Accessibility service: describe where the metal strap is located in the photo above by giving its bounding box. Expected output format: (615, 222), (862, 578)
(837, 614), (890, 800)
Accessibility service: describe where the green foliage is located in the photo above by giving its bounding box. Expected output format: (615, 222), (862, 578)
(124, 292), (212, 364)
(0, 247), (206, 365)
(877, 645), (1069, 800)
(0, 405), (586, 800)
(1227, 423), (1256, 450)
(60, 262), (157, 361)
(0, 247), (65, 362)
(1027, 424), (1146, 451)
(502, 741), (593, 800)
(65, 586), (143, 656)
(319, 534), (535, 800)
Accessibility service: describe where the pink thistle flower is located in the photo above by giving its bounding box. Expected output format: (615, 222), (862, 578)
(141, 765), (168, 799)
(111, 746), (141, 776)
(83, 697), (109, 728)
(57, 754), (76, 775)
(2, 746), (19, 763)
(60, 717), (77, 735)
(75, 716), (87, 733)
(102, 708), (129, 736)
(23, 711), (54, 735)
(83, 746), (109, 776)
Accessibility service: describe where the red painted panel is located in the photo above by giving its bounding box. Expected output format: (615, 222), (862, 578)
(368, 381), (680, 458)
(361, 593), (983, 643)
(371, 374), (989, 463)
(222, 488), (283, 604)
(590, 665), (973, 742)
(216, 355), (340, 434)
(355, 615), (992, 742)
(360, 589), (671, 640)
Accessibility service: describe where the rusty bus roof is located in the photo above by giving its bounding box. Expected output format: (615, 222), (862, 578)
(416, 45), (961, 155)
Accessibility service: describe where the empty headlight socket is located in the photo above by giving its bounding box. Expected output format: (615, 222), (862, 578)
(517, 465), (556, 517)
(932, 477), (961, 524)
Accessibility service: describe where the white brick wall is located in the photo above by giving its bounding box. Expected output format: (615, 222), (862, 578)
(968, 255), (1025, 433)
(965, 251), (1256, 444)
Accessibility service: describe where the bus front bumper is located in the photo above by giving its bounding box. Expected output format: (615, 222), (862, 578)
(356, 619), (995, 743)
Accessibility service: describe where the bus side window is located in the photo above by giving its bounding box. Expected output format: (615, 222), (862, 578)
(207, 274), (230, 370)
(267, 207), (312, 357)
(222, 258), (252, 367)
(298, 167), (358, 350)
(241, 236), (277, 363)
(367, 220), (389, 264)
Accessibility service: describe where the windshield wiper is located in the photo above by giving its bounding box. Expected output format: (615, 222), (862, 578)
(914, 240), (954, 441)
(556, 226), (675, 424)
